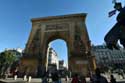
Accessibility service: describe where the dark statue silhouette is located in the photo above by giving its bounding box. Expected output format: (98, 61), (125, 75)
(104, 2), (125, 50)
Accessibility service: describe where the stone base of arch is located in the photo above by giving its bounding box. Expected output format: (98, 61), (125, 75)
(18, 57), (39, 77)
(68, 55), (96, 76)
(18, 55), (96, 77)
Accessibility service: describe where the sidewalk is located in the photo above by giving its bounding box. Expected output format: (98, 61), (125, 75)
(1, 78), (125, 83)
(0, 78), (42, 83)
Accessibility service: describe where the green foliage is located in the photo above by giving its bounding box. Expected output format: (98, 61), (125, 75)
(0, 51), (16, 64)
(0, 50), (17, 76)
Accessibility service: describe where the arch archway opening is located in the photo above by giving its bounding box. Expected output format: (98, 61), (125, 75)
(46, 39), (68, 76)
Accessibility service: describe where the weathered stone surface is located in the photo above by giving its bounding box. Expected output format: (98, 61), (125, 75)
(19, 13), (96, 77)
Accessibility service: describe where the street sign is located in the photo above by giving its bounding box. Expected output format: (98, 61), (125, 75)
(108, 9), (116, 17)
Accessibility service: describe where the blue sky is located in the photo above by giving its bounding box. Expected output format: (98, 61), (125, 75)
(0, 0), (124, 63)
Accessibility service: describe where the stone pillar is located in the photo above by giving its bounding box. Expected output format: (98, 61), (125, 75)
(69, 55), (89, 76)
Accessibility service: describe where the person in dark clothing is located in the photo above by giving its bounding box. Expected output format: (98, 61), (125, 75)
(104, 2), (125, 50)
(91, 68), (108, 83)
(42, 75), (48, 83)
(42, 72), (48, 83)
(110, 75), (116, 83)
(79, 75), (86, 83)
(51, 71), (59, 83)
(71, 74), (79, 83)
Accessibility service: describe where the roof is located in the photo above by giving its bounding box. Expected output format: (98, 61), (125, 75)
(31, 13), (87, 22)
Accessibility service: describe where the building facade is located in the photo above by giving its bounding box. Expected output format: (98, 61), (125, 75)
(47, 47), (59, 73)
(91, 45), (125, 70)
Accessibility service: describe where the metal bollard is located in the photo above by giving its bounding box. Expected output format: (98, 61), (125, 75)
(23, 75), (27, 81)
(14, 75), (17, 80)
(27, 76), (32, 82)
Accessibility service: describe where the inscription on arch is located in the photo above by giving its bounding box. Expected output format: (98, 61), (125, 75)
(45, 23), (69, 32)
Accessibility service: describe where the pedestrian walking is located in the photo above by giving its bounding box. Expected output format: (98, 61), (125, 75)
(65, 75), (69, 83)
(71, 74), (79, 83)
(91, 68), (108, 83)
(42, 72), (48, 83)
(51, 70), (60, 83)
(110, 75), (116, 83)
(80, 75), (86, 83)
(42, 76), (48, 83)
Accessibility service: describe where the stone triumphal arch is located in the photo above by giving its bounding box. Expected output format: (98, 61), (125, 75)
(19, 13), (96, 77)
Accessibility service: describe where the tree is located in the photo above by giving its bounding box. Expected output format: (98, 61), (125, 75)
(0, 50), (17, 77)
